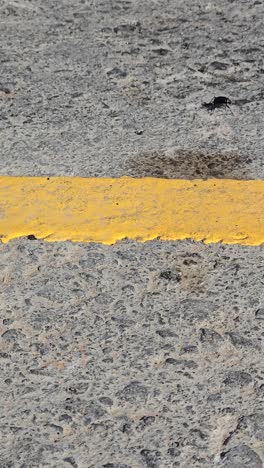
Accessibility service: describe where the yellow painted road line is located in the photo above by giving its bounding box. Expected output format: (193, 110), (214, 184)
(0, 176), (263, 245)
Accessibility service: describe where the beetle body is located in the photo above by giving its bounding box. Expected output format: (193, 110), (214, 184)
(202, 96), (232, 112)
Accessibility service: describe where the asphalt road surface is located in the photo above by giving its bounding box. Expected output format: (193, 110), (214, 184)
(0, 1), (264, 467)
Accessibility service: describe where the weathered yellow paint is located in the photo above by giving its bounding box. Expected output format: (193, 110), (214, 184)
(0, 176), (263, 245)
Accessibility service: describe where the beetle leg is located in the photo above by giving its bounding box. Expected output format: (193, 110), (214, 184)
(226, 104), (234, 114)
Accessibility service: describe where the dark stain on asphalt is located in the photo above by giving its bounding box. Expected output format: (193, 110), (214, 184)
(128, 149), (252, 179)
(27, 234), (38, 241)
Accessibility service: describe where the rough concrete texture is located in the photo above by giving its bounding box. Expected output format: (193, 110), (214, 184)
(0, 0), (264, 178)
(1, 0), (264, 467)
(1, 239), (264, 467)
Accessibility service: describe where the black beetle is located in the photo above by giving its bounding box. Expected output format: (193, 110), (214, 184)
(202, 96), (232, 112)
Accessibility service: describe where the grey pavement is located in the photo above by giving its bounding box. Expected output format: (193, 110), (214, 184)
(0, 0), (264, 179)
(0, 1), (264, 467)
(1, 240), (264, 468)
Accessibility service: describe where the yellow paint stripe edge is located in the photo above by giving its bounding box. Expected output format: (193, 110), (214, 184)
(0, 176), (263, 246)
